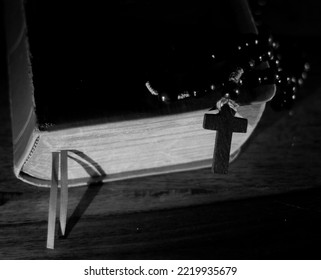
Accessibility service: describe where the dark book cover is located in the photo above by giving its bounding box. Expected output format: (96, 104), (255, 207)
(24, 0), (240, 129)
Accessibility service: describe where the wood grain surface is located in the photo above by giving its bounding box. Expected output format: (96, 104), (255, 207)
(2, 1), (321, 260)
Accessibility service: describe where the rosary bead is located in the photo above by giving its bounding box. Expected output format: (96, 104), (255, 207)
(222, 81), (240, 100)
(272, 41), (279, 49)
(244, 68), (277, 87)
(146, 31), (308, 111)
(235, 88), (241, 95)
(297, 78), (304, 86)
(159, 92), (172, 103)
(269, 58), (280, 70)
(249, 59), (255, 68)
(267, 50), (273, 59)
(276, 73), (292, 86)
(257, 76), (262, 84)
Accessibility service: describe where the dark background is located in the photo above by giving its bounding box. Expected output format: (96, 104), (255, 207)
(1, 0), (321, 259)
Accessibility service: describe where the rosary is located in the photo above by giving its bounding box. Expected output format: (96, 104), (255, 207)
(145, 32), (310, 174)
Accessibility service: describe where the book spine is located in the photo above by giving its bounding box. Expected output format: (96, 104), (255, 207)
(3, 0), (38, 177)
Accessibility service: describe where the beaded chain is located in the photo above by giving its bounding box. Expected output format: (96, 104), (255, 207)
(145, 32), (310, 111)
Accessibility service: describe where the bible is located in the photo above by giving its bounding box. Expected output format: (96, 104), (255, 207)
(4, 0), (272, 187)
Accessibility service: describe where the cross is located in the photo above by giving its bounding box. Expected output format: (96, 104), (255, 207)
(203, 104), (248, 174)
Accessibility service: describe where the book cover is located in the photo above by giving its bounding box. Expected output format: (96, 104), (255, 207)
(4, 0), (272, 187)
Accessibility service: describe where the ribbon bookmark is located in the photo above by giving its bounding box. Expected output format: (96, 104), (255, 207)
(46, 151), (69, 249)
(46, 152), (60, 249)
(59, 150), (68, 236)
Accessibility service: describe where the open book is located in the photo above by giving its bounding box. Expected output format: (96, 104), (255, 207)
(4, 0), (271, 187)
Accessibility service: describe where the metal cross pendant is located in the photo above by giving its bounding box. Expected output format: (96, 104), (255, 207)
(203, 104), (248, 174)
